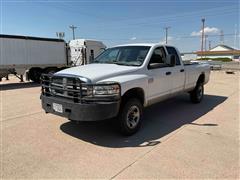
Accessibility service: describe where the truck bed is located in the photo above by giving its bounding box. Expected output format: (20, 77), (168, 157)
(183, 60), (201, 66)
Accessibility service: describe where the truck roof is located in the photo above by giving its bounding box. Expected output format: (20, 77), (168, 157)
(0, 34), (65, 42)
(113, 43), (165, 48)
(69, 39), (106, 47)
(70, 39), (104, 43)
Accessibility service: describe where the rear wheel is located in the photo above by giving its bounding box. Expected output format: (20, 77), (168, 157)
(43, 67), (58, 75)
(118, 98), (143, 135)
(190, 82), (204, 103)
(29, 68), (42, 83)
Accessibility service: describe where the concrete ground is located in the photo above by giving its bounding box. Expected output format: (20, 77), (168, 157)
(0, 71), (239, 179)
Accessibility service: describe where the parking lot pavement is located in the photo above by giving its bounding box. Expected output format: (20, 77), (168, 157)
(0, 71), (239, 179)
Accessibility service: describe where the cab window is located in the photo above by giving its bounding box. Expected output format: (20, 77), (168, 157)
(148, 47), (168, 69)
(166, 46), (181, 65)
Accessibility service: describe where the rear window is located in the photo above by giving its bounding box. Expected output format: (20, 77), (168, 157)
(166, 47), (181, 65)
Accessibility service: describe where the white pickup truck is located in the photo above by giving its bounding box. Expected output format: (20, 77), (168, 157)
(41, 43), (210, 135)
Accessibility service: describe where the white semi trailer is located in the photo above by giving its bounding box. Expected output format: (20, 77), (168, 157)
(69, 39), (106, 66)
(0, 34), (106, 82)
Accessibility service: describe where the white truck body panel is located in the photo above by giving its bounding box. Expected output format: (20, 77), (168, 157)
(57, 64), (139, 83)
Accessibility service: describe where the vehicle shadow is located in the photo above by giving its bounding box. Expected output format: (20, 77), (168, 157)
(60, 94), (227, 148)
(0, 82), (40, 90)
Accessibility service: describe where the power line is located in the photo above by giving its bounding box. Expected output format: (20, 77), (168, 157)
(84, 33), (235, 41)
(42, 3), (237, 30)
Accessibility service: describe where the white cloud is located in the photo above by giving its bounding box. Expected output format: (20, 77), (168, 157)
(191, 27), (220, 36)
(130, 37), (137, 40)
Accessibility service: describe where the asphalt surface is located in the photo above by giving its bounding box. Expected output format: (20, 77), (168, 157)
(0, 71), (239, 179)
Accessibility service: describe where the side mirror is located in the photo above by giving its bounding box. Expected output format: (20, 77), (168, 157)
(167, 54), (176, 67)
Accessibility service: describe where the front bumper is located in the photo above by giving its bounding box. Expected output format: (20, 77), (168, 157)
(41, 95), (120, 121)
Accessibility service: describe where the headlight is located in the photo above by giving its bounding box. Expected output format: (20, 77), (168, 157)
(93, 83), (120, 97)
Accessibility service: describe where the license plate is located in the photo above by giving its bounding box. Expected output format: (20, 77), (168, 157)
(52, 103), (63, 113)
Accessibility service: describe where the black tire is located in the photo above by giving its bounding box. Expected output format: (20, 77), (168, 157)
(29, 68), (42, 83)
(43, 67), (58, 75)
(69, 120), (78, 124)
(190, 82), (204, 103)
(118, 98), (143, 135)
(28, 69), (36, 82)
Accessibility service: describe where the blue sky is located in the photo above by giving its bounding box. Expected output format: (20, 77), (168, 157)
(0, 0), (239, 52)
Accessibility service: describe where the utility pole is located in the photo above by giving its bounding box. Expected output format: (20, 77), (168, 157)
(164, 26), (171, 44)
(56, 32), (65, 39)
(69, 25), (77, 40)
(205, 35), (208, 51)
(201, 18), (205, 59)
(220, 30), (224, 44)
(234, 24), (237, 48)
(209, 40), (211, 50)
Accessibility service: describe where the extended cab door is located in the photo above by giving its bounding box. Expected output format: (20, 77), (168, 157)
(166, 46), (185, 93)
(146, 46), (173, 104)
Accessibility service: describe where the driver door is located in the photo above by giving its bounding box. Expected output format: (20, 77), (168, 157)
(147, 46), (173, 104)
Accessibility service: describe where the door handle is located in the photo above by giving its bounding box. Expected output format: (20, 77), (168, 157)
(180, 69), (184, 72)
(166, 72), (171, 75)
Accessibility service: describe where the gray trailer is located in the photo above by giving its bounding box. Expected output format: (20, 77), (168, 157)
(0, 34), (68, 82)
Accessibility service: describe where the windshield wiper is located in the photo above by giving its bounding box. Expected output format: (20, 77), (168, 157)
(114, 62), (132, 66)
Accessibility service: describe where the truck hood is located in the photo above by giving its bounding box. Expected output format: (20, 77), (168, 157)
(55, 63), (139, 83)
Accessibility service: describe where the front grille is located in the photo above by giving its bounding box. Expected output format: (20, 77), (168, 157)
(41, 74), (89, 102)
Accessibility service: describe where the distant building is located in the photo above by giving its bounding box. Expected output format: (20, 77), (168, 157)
(196, 44), (240, 61)
(181, 52), (197, 61)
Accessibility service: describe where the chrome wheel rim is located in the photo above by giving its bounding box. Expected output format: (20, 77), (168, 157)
(126, 105), (140, 129)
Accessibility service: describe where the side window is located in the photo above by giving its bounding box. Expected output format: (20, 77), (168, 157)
(166, 47), (180, 65)
(148, 47), (167, 68)
(90, 49), (94, 63)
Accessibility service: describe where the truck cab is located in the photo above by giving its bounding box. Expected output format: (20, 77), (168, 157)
(41, 43), (210, 135)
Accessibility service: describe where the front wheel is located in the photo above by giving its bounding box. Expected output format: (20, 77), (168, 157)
(190, 82), (204, 103)
(118, 98), (143, 135)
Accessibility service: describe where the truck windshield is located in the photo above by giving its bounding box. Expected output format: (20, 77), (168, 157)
(93, 46), (150, 66)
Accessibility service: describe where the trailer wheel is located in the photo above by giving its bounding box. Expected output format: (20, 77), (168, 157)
(29, 68), (42, 83)
(43, 67), (58, 75)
